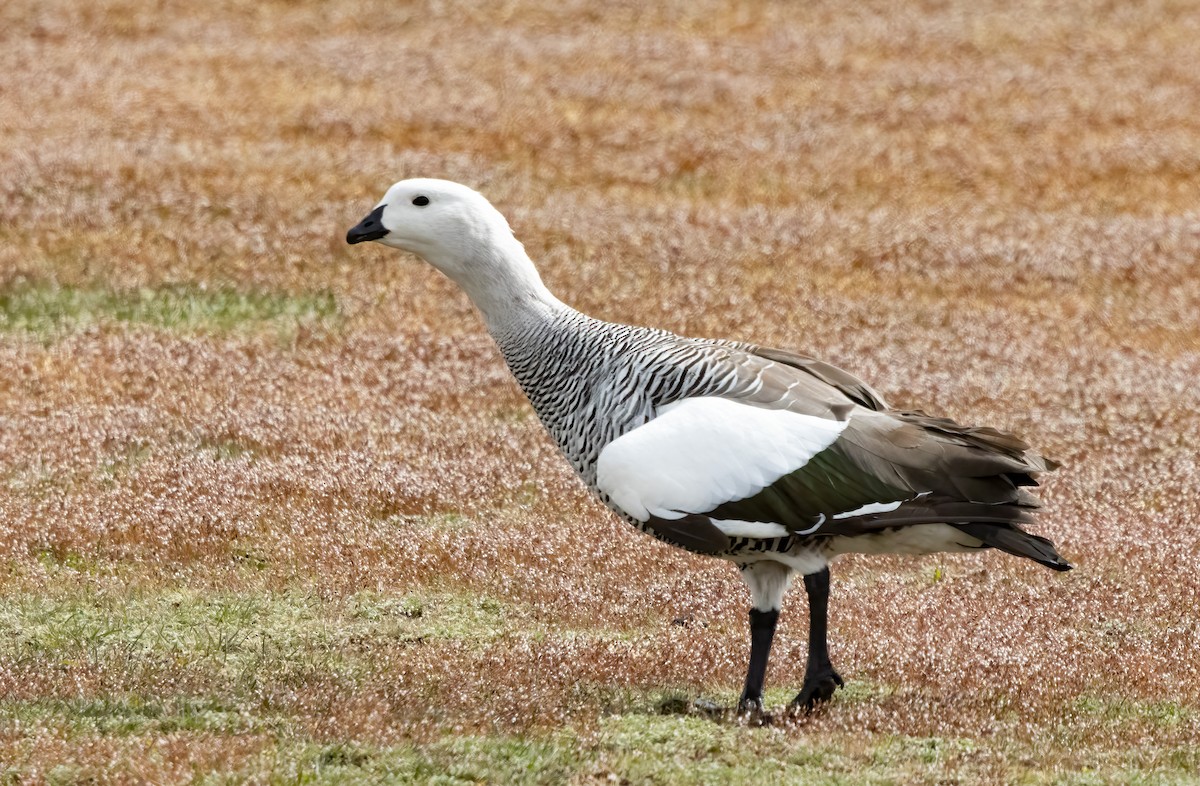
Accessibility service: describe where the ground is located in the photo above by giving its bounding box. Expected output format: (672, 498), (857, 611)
(2, 0), (1199, 783)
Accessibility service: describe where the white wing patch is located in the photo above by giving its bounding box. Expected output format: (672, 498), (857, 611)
(709, 519), (792, 539)
(830, 491), (930, 520)
(832, 500), (903, 519)
(596, 396), (848, 522)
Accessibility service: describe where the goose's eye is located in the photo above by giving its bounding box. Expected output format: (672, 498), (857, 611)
(412, 195), (430, 207)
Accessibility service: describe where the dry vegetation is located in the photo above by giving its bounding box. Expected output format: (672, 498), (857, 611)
(2, 0), (1199, 782)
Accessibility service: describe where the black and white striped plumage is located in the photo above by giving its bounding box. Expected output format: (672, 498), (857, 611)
(348, 179), (1070, 718)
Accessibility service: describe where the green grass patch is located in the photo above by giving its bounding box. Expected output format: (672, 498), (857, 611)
(2, 695), (286, 737)
(194, 734), (586, 785)
(0, 585), (530, 688)
(196, 722), (846, 784)
(4, 583), (1197, 784)
(97, 440), (153, 485)
(0, 283), (338, 337)
(650, 679), (896, 720)
(6, 709), (1200, 785)
(1073, 695), (1194, 728)
(3, 579), (1199, 785)
(595, 714), (835, 782)
(391, 511), (474, 532)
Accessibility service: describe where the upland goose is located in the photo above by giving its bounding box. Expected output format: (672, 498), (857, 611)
(347, 179), (1070, 718)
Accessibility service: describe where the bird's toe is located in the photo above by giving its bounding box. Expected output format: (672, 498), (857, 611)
(736, 697), (772, 726)
(789, 669), (844, 714)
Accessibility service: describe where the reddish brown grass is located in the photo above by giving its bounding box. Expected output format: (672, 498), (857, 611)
(2, 0), (1199, 781)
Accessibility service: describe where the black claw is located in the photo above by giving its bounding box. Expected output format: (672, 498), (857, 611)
(736, 697), (762, 716)
(736, 698), (772, 726)
(790, 669), (844, 713)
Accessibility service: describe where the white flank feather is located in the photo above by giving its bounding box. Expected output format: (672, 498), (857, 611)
(596, 396), (848, 522)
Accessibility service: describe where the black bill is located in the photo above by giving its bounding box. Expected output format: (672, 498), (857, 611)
(346, 204), (389, 244)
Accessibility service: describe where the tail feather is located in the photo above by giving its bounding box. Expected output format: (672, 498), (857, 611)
(816, 498), (1071, 572)
(955, 522), (1072, 571)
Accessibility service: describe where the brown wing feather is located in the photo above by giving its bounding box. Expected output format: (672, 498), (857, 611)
(685, 342), (1067, 568)
(749, 345), (890, 411)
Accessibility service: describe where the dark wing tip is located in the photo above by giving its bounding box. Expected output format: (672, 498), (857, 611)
(955, 522), (1072, 572)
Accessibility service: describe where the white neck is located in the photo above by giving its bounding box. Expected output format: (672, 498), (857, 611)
(421, 227), (567, 333)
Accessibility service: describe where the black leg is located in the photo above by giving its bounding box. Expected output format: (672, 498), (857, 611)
(791, 567), (844, 712)
(737, 607), (778, 718)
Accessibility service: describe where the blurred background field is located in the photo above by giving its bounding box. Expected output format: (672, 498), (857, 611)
(2, 0), (1199, 782)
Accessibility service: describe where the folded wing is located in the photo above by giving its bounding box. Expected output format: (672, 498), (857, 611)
(595, 343), (1068, 569)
